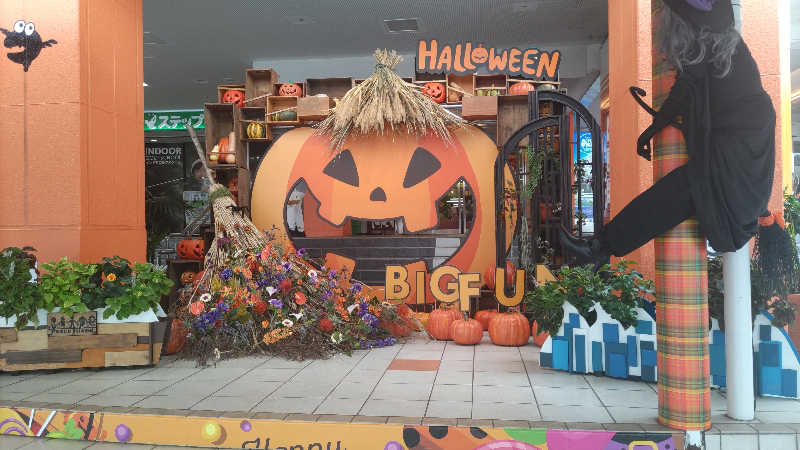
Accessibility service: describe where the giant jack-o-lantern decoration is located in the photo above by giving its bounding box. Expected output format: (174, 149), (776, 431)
(251, 127), (515, 303)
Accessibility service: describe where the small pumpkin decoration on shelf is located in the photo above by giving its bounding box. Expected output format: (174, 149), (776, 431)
(272, 110), (298, 122)
(450, 314), (483, 345)
(427, 307), (458, 340)
(488, 310), (530, 347)
(474, 309), (498, 331)
(508, 81), (536, 96)
(422, 82), (446, 104)
(176, 239), (205, 260)
(471, 45), (489, 64)
(209, 136), (235, 164)
(278, 82), (303, 97)
(246, 122), (266, 139)
(179, 271), (196, 285)
(222, 89), (245, 107)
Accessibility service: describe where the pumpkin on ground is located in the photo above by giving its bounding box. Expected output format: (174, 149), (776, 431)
(450, 317), (483, 345)
(474, 309), (498, 331)
(179, 271), (196, 285)
(488, 311), (530, 347)
(381, 319), (411, 338)
(508, 82), (536, 95)
(222, 89), (244, 107)
(422, 82), (446, 104)
(427, 308), (457, 340)
(531, 320), (549, 347)
(279, 83), (303, 97)
(177, 239), (205, 260)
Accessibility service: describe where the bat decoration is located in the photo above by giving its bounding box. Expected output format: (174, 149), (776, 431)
(1, 20), (57, 71)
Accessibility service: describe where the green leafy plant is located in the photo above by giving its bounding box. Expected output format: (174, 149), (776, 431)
(522, 145), (558, 199)
(39, 258), (97, 314)
(0, 247), (43, 329)
(785, 192), (800, 238)
(103, 263), (172, 320)
(81, 256), (134, 310)
(524, 261), (654, 336)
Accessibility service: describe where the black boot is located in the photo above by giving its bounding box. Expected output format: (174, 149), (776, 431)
(559, 227), (612, 270)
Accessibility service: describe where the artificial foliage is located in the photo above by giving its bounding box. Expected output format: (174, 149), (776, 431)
(0, 247), (42, 329)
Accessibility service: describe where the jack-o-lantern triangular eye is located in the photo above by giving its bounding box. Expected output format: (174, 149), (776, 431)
(323, 149), (359, 187)
(403, 147), (441, 188)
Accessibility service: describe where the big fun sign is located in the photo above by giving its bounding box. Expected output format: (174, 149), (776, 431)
(385, 265), (526, 311)
(416, 40), (561, 80)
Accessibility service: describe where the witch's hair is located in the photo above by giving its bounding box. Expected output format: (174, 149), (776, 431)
(660, 5), (740, 78)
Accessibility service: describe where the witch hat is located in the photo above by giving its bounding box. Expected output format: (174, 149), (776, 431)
(663, 0), (734, 33)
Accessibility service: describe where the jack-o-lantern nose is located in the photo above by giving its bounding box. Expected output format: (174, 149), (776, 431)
(370, 187), (387, 202)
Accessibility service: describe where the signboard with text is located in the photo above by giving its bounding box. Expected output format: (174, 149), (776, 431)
(417, 40), (561, 80)
(144, 110), (204, 131)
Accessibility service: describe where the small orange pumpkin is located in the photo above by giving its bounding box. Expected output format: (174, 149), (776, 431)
(531, 320), (549, 347)
(177, 239), (205, 260)
(180, 271), (196, 285)
(488, 311), (530, 347)
(222, 89), (244, 107)
(483, 261), (516, 290)
(427, 308), (457, 340)
(471, 45), (489, 64)
(450, 317), (483, 345)
(474, 309), (498, 331)
(381, 319), (412, 338)
(509, 81), (536, 96)
(279, 83), (303, 97)
(193, 270), (206, 286)
(422, 82), (446, 104)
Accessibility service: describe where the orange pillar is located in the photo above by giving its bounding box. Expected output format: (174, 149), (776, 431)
(607, 0), (655, 282)
(0, 0), (145, 264)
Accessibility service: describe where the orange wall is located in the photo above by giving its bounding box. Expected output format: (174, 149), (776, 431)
(0, 0), (145, 264)
(607, 0), (655, 282)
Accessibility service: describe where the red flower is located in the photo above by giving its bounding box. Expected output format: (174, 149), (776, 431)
(397, 304), (411, 318)
(319, 317), (334, 332)
(280, 278), (292, 293)
(254, 299), (268, 314)
(294, 291), (307, 306)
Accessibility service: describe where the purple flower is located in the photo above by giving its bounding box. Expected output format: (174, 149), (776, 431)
(322, 290), (333, 301)
(350, 282), (363, 293)
(218, 302), (230, 313)
(269, 298), (283, 308)
(282, 262), (292, 272)
(329, 269), (337, 279)
(358, 301), (369, 317)
(296, 248), (307, 258)
(220, 268), (233, 281)
(361, 313), (378, 327)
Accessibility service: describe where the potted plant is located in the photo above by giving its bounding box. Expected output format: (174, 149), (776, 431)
(0, 247), (42, 330)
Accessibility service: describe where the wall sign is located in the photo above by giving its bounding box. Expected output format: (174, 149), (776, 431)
(47, 312), (98, 336)
(144, 111), (204, 131)
(417, 40), (561, 80)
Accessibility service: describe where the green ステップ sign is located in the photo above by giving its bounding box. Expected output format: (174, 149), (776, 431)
(144, 110), (204, 131)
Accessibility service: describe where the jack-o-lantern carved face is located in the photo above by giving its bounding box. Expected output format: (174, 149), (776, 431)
(508, 82), (536, 96)
(472, 46), (489, 64)
(279, 83), (303, 97)
(251, 127), (516, 301)
(222, 89), (244, 107)
(422, 82), (446, 104)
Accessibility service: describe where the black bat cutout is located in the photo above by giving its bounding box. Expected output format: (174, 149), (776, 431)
(1, 20), (57, 72)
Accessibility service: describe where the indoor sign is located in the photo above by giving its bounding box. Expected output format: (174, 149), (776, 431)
(417, 39), (561, 80)
(144, 110), (204, 131)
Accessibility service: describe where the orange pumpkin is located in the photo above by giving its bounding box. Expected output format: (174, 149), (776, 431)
(508, 81), (536, 95)
(177, 239), (205, 260)
(414, 312), (430, 330)
(279, 83), (303, 97)
(474, 309), (498, 331)
(471, 45), (489, 64)
(381, 319), (412, 338)
(422, 82), (446, 104)
(164, 318), (188, 355)
(483, 261), (516, 290)
(488, 311), (530, 346)
(222, 89), (244, 107)
(180, 271), (196, 285)
(531, 320), (549, 347)
(450, 318), (483, 345)
(193, 270), (206, 286)
(427, 308), (457, 340)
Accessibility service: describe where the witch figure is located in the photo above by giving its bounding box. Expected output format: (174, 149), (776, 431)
(562, 0), (776, 265)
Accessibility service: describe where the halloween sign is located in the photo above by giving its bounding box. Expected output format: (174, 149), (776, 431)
(1, 20), (56, 71)
(417, 40), (561, 80)
(251, 127), (517, 303)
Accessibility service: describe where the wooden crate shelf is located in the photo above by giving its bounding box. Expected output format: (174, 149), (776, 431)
(205, 103), (246, 169)
(212, 167), (250, 207)
(297, 95), (334, 122)
(446, 73), (475, 104)
(305, 77), (352, 99)
(237, 106), (272, 141)
(216, 84), (245, 103)
(267, 96), (300, 126)
(461, 95), (498, 121)
(272, 82), (306, 97)
(244, 68), (279, 107)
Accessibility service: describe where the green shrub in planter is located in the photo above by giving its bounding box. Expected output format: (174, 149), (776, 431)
(103, 262), (172, 320)
(0, 247), (43, 329)
(40, 258), (97, 314)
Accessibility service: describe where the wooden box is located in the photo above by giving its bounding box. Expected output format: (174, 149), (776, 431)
(461, 95), (498, 121)
(237, 106), (271, 142)
(0, 318), (168, 372)
(205, 103), (246, 169)
(305, 77), (352, 100)
(297, 96), (334, 122)
(217, 84), (245, 103)
(475, 74), (507, 96)
(267, 96), (300, 126)
(446, 73), (475, 104)
(273, 82), (306, 97)
(497, 95), (531, 147)
(244, 68), (279, 107)
(212, 167), (250, 208)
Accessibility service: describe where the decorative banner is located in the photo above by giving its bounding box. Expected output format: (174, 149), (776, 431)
(144, 110), (204, 131)
(46, 312), (97, 336)
(417, 40), (561, 80)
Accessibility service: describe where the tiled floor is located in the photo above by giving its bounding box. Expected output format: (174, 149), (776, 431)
(1, 332), (799, 425)
(0, 435), (206, 450)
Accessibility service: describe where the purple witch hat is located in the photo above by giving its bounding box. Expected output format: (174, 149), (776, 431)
(663, 0), (734, 32)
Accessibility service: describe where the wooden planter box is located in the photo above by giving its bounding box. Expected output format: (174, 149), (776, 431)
(244, 69), (279, 107)
(461, 95), (498, 121)
(297, 96), (334, 122)
(0, 310), (168, 372)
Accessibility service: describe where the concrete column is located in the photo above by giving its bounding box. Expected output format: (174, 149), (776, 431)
(723, 245), (755, 420)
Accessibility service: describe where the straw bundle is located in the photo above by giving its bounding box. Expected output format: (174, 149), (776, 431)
(316, 49), (464, 151)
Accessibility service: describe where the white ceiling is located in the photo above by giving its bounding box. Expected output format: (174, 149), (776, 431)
(142, 0), (608, 110)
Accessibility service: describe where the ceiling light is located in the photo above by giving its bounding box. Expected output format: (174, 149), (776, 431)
(384, 18), (420, 33)
(143, 82), (149, 87)
(150, 139), (158, 142)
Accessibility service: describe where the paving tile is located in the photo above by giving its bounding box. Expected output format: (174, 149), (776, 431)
(262, 359), (312, 369)
(474, 386), (535, 404)
(154, 380), (228, 397)
(350, 415), (389, 424)
(602, 423), (645, 432)
(213, 380), (281, 397)
(402, 342), (446, 352)
(529, 372), (590, 388)
(435, 370), (473, 385)
(271, 382), (337, 398)
(185, 409), (222, 417)
(759, 433), (797, 450)
(756, 396), (800, 412)
(473, 371), (529, 387)
(283, 413), (318, 422)
(457, 418), (494, 428)
(253, 396), (324, 414)
(85, 442), (147, 450)
(539, 405), (611, 423)
(371, 382), (432, 401)
(83, 368), (155, 381)
(493, 419), (531, 428)
(387, 416), (423, 425)
(604, 407), (659, 424)
(46, 379), (122, 395)
(5, 378), (79, 393)
(191, 395), (262, 411)
(438, 360), (474, 372)
(395, 351), (444, 361)
(422, 417), (460, 426)
(472, 402), (540, 421)
(595, 387), (658, 408)
(133, 395), (200, 410)
(584, 375), (652, 391)
(0, 375), (35, 387)
(77, 394), (145, 407)
(99, 406), (136, 414)
(715, 423), (758, 434)
(425, 400), (472, 419)
(355, 358), (395, 371)
(360, 399), (427, 417)
(212, 357), (270, 368)
(131, 368), (200, 381)
(532, 386), (600, 407)
(430, 384), (472, 402)
(756, 411), (800, 423)
(314, 397), (366, 415)
(474, 360), (525, 373)
(247, 368), (301, 382)
(751, 423), (797, 434)
(20, 437), (95, 450)
(387, 359), (441, 371)
(184, 368), (249, 381)
(441, 349), (474, 362)
(710, 389), (728, 412)
(251, 412), (288, 420)
(704, 433), (721, 450)
(381, 370), (437, 384)
(529, 421), (567, 429)
(339, 369), (384, 384)
(330, 381), (376, 399)
(0, 436), (39, 450)
(720, 434), (758, 450)
(565, 422), (606, 430)
(0, 391), (34, 401)
(317, 414), (355, 423)
(111, 380), (176, 396)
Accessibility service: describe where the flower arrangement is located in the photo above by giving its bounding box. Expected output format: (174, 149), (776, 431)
(180, 236), (410, 365)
